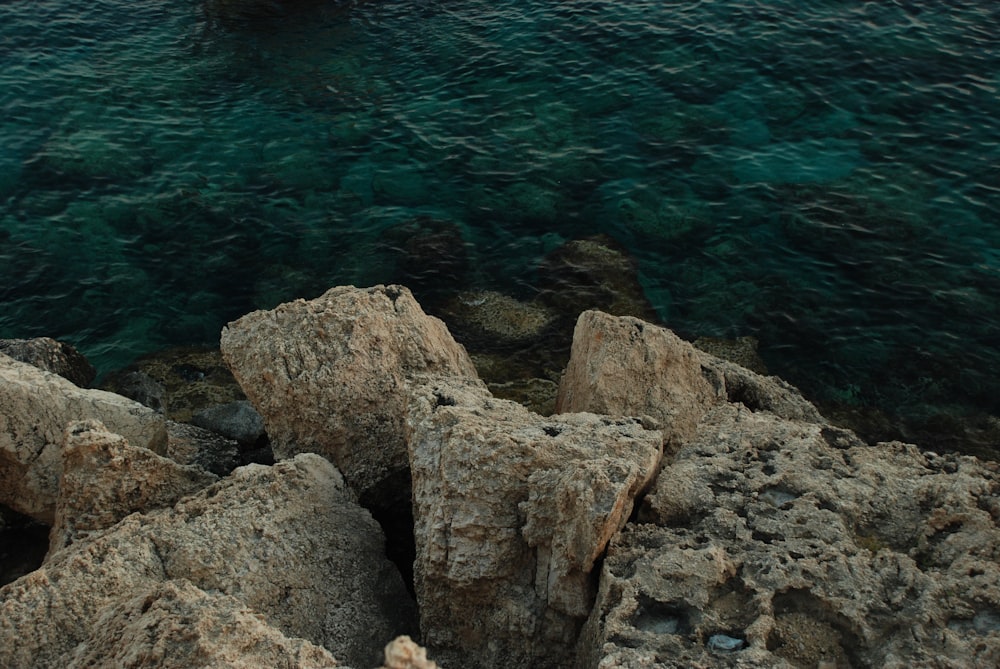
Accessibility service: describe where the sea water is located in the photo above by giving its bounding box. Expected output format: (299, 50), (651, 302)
(1, 0), (998, 451)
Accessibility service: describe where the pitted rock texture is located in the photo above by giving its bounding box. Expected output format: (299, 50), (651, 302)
(556, 311), (823, 447)
(0, 454), (416, 669)
(165, 420), (242, 476)
(406, 379), (662, 669)
(62, 579), (344, 669)
(578, 403), (1000, 668)
(0, 353), (168, 523)
(220, 284), (481, 507)
(49, 419), (218, 556)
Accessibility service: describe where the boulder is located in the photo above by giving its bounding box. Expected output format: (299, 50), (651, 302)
(0, 353), (168, 523)
(406, 378), (662, 668)
(191, 399), (267, 446)
(220, 284), (481, 509)
(555, 311), (823, 447)
(63, 579), (344, 669)
(165, 420), (243, 475)
(0, 336), (96, 388)
(381, 636), (438, 669)
(49, 420), (218, 556)
(578, 403), (1000, 668)
(0, 453), (417, 669)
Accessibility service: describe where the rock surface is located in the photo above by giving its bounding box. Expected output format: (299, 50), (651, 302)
(0, 453), (417, 669)
(191, 399), (267, 445)
(406, 378), (662, 668)
(0, 336), (96, 388)
(0, 353), (168, 523)
(220, 284), (481, 509)
(165, 420), (243, 475)
(62, 579), (344, 669)
(557, 312), (1000, 668)
(49, 419), (218, 556)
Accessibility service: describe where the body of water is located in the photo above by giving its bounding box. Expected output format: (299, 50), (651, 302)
(2, 0), (998, 453)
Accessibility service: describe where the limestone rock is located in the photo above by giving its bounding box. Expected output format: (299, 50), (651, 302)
(49, 420), (218, 556)
(0, 353), (168, 523)
(0, 453), (417, 669)
(556, 311), (823, 447)
(220, 284), (480, 508)
(406, 379), (662, 668)
(0, 336), (96, 387)
(63, 579), (345, 669)
(579, 404), (1000, 668)
(555, 311), (718, 446)
(166, 420), (243, 475)
(380, 635), (437, 669)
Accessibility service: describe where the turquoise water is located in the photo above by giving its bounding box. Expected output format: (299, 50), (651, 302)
(2, 0), (999, 447)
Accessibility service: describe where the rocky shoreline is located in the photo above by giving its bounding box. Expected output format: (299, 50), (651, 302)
(2, 284), (999, 667)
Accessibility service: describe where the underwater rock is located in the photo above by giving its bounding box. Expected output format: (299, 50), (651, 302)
(383, 217), (471, 311)
(0, 353), (168, 524)
(406, 378), (662, 669)
(693, 335), (768, 375)
(48, 419), (218, 557)
(0, 337), (96, 388)
(0, 453), (417, 669)
(440, 290), (558, 348)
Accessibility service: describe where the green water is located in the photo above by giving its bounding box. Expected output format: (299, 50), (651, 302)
(2, 0), (999, 451)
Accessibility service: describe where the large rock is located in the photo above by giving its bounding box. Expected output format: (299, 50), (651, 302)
(406, 378), (662, 668)
(0, 453), (417, 668)
(49, 420), (218, 556)
(555, 311), (823, 447)
(62, 579), (344, 669)
(165, 420), (243, 476)
(578, 403), (1000, 668)
(0, 336), (96, 387)
(0, 353), (168, 523)
(220, 284), (481, 508)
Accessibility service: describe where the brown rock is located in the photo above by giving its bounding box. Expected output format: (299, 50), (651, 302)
(63, 579), (345, 669)
(49, 420), (218, 556)
(0, 453), (417, 669)
(0, 353), (168, 523)
(220, 284), (481, 508)
(406, 379), (662, 668)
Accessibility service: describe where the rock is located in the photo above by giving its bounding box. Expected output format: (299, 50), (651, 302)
(49, 420), (218, 556)
(191, 399), (267, 446)
(0, 453), (417, 669)
(0, 353), (168, 523)
(555, 311), (718, 447)
(578, 403), (1000, 668)
(555, 311), (824, 447)
(165, 420), (243, 475)
(406, 379), (662, 668)
(220, 284), (481, 510)
(63, 579), (344, 669)
(0, 336), (96, 387)
(380, 635), (437, 669)
(439, 290), (558, 349)
(693, 334), (768, 375)
(110, 370), (167, 414)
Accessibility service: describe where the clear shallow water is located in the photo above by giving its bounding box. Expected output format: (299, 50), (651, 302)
(2, 0), (999, 449)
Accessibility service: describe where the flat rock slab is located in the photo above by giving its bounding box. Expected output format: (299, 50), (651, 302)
(407, 379), (662, 669)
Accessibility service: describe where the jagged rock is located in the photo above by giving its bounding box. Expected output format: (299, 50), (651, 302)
(578, 403), (1000, 668)
(406, 378), (662, 669)
(166, 420), (243, 475)
(0, 353), (168, 523)
(555, 311), (823, 447)
(0, 336), (96, 387)
(191, 399), (266, 446)
(220, 284), (480, 509)
(63, 579), (344, 669)
(380, 635), (437, 669)
(0, 453), (417, 669)
(49, 420), (218, 556)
